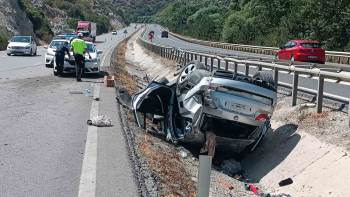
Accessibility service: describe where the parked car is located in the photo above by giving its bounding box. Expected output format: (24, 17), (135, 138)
(7, 36), (37, 56)
(277, 40), (325, 64)
(45, 39), (70, 67)
(132, 61), (277, 155)
(53, 42), (103, 76)
(112, 31), (117, 35)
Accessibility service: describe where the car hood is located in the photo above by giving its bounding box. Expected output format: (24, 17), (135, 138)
(8, 42), (31, 47)
(47, 48), (56, 55)
(65, 52), (98, 60)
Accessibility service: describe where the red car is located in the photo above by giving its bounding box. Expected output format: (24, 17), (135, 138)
(277, 40), (325, 64)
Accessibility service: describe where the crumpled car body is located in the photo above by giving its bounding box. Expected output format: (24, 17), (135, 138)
(132, 62), (277, 154)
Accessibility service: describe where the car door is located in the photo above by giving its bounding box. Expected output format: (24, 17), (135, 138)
(132, 82), (178, 139)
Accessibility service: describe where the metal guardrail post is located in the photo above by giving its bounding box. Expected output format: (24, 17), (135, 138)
(200, 55), (203, 62)
(205, 56), (208, 67)
(245, 64), (249, 76)
(191, 53), (194, 61)
(274, 68), (279, 89)
(292, 72), (299, 106)
(160, 48), (164, 57)
(234, 62), (238, 74)
(183, 52), (188, 65)
(225, 60), (229, 71)
(258, 65), (262, 71)
(210, 58), (214, 72)
(195, 54), (198, 60)
(197, 155), (212, 197)
(317, 75), (325, 113)
(217, 59), (221, 70)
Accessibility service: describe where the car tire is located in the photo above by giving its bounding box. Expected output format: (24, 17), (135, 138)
(176, 61), (206, 95)
(7, 53), (11, 56)
(253, 71), (276, 90)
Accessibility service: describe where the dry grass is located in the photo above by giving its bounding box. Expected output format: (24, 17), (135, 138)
(111, 41), (138, 95)
(138, 135), (196, 197)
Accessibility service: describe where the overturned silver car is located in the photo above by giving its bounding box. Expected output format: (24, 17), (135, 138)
(132, 61), (277, 155)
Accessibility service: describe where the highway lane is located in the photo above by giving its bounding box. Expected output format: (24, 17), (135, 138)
(0, 26), (137, 197)
(146, 24), (350, 100)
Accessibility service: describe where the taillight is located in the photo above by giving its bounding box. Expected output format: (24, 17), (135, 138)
(255, 114), (268, 122)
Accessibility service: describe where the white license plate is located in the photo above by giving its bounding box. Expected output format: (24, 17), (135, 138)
(308, 56), (318, 59)
(225, 101), (248, 112)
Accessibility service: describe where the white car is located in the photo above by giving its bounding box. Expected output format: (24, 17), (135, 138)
(112, 31), (117, 35)
(45, 39), (70, 67)
(7, 36), (37, 56)
(53, 42), (103, 76)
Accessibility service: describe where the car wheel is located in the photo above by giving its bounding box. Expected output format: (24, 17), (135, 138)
(7, 53), (11, 56)
(177, 61), (205, 84)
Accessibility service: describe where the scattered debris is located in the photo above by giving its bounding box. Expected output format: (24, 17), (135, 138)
(179, 150), (188, 158)
(84, 89), (93, 97)
(93, 97), (100, 101)
(104, 75), (115, 87)
(278, 178), (293, 187)
(87, 115), (112, 127)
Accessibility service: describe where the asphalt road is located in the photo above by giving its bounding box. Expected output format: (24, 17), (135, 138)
(146, 24), (350, 100)
(0, 26), (138, 197)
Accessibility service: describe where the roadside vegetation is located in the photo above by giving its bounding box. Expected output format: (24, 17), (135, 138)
(0, 29), (9, 50)
(156, 0), (350, 51)
(18, 0), (53, 42)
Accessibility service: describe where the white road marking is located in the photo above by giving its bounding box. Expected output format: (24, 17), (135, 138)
(78, 84), (100, 197)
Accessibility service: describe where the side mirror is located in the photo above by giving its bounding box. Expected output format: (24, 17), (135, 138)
(97, 50), (103, 54)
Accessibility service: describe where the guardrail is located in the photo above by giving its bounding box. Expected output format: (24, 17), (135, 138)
(137, 29), (350, 127)
(168, 31), (350, 65)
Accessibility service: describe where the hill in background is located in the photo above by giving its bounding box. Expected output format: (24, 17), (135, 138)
(155, 0), (350, 51)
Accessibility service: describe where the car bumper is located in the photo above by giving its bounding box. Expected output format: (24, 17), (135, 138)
(7, 48), (31, 55)
(61, 61), (100, 74)
(295, 53), (325, 64)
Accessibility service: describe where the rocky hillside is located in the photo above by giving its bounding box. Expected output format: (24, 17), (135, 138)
(0, 0), (171, 50)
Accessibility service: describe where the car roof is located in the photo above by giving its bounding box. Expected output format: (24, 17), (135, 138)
(291, 40), (320, 44)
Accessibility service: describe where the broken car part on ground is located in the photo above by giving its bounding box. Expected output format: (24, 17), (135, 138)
(132, 61), (277, 156)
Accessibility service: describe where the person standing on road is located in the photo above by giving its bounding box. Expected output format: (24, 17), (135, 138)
(55, 41), (71, 75)
(71, 33), (92, 82)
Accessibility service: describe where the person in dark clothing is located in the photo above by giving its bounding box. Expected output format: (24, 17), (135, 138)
(55, 41), (71, 75)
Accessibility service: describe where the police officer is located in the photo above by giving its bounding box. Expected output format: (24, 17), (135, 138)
(55, 41), (71, 75)
(71, 33), (92, 82)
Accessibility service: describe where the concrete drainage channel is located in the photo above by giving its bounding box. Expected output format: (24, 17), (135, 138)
(111, 30), (350, 197)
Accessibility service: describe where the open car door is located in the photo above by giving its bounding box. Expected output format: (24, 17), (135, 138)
(132, 82), (178, 141)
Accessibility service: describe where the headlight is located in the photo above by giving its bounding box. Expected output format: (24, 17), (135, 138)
(7, 46), (11, 49)
(25, 46), (31, 49)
